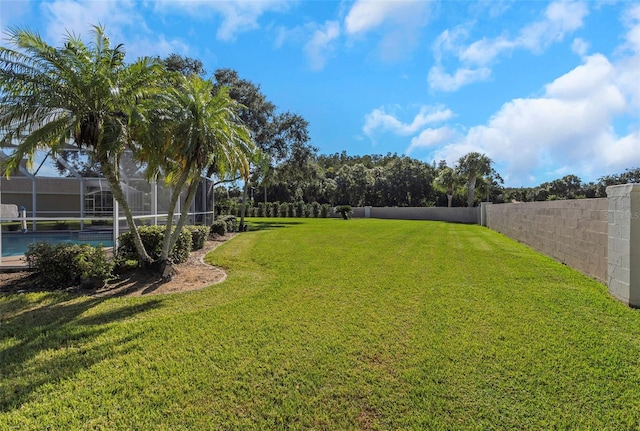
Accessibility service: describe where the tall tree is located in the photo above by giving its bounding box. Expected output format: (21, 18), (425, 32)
(213, 69), (312, 224)
(0, 26), (160, 262)
(433, 166), (457, 207)
(139, 74), (254, 268)
(456, 152), (493, 207)
(160, 53), (206, 77)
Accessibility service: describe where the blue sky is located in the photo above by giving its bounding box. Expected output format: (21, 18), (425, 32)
(1, 0), (639, 187)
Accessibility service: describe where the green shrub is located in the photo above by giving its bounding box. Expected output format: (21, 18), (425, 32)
(312, 202), (321, 218)
(220, 215), (237, 233)
(258, 202), (267, 217)
(278, 202), (289, 217)
(270, 202), (279, 217)
(117, 225), (192, 264)
(187, 225), (210, 250)
(334, 205), (353, 220)
(25, 242), (113, 289)
(210, 220), (227, 237)
(321, 204), (331, 218)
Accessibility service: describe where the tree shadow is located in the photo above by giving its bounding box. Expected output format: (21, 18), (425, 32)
(0, 292), (162, 412)
(246, 220), (303, 232)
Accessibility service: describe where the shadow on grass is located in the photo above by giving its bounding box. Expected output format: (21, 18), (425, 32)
(246, 220), (304, 232)
(0, 293), (162, 412)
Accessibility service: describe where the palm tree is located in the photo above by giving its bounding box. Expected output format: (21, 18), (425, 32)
(141, 74), (254, 269)
(0, 26), (160, 263)
(433, 166), (457, 207)
(455, 152), (493, 207)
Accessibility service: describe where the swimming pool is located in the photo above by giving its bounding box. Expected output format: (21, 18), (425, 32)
(1, 231), (114, 257)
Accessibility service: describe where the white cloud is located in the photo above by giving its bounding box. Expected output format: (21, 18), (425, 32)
(474, 0), (513, 18)
(432, 53), (637, 185)
(427, 65), (491, 92)
(304, 21), (340, 71)
(571, 38), (589, 56)
(459, 36), (514, 65)
(35, 0), (195, 62)
(545, 53), (618, 99)
(430, 1), (589, 91)
(615, 4), (640, 112)
(153, 0), (291, 41)
(41, 0), (140, 45)
(344, 0), (432, 61)
(615, 55), (640, 111)
(363, 105), (454, 137)
(601, 131), (640, 167)
(516, 1), (588, 52)
(126, 35), (192, 61)
(623, 4), (640, 53)
(432, 25), (470, 63)
(345, 0), (424, 35)
(407, 127), (458, 154)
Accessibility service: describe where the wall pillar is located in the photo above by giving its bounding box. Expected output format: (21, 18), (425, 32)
(606, 184), (640, 307)
(364, 206), (371, 218)
(480, 202), (492, 226)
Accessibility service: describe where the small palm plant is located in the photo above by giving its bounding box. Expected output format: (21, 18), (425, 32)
(334, 205), (353, 220)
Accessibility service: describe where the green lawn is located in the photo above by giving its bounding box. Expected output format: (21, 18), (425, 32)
(2, 218), (640, 429)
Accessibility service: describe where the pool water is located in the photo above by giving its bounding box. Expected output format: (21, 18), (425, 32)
(1, 231), (114, 257)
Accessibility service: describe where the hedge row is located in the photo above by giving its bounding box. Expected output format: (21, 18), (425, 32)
(217, 201), (333, 218)
(26, 223), (232, 290)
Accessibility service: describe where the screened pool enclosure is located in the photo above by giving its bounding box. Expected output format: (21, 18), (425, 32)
(0, 149), (219, 262)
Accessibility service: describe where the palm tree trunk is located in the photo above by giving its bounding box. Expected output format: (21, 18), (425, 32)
(447, 193), (453, 208)
(160, 167), (191, 263)
(468, 176), (477, 207)
(101, 161), (153, 263)
(239, 181), (248, 231)
(166, 177), (200, 258)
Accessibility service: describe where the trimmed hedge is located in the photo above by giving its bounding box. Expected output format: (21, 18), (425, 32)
(220, 215), (237, 233)
(187, 225), (210, 250)
(117, 225), (192, 264)
(234, 201), (332, 218)
(210, 220), (227, 237)
(25, 243), (113, 289)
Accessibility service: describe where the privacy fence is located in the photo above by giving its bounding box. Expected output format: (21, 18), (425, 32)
(353, 184), (640, 307)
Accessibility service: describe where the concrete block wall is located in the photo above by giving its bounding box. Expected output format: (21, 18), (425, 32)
(606, 184), (640, 307)
(484, 199), (608, 282)
(349, 206), (480, 223)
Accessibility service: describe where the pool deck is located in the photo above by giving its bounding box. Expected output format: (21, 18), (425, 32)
(0, 255), (29, 271)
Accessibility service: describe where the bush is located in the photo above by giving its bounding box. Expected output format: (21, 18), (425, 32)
(312, 202), (321, 218)
(117, 225), (192, 265)
(321, 204), (331, 218)
(270, 202), (279, 217)
(258, 202), (267, 217)
(187, 225), (210, 250)
(278, 202), (289, 217)
(334, 205), (353, 220)
(25, 242), (113, 289)
(210, 220), (227, 237)
(220, 215), (237, 233)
